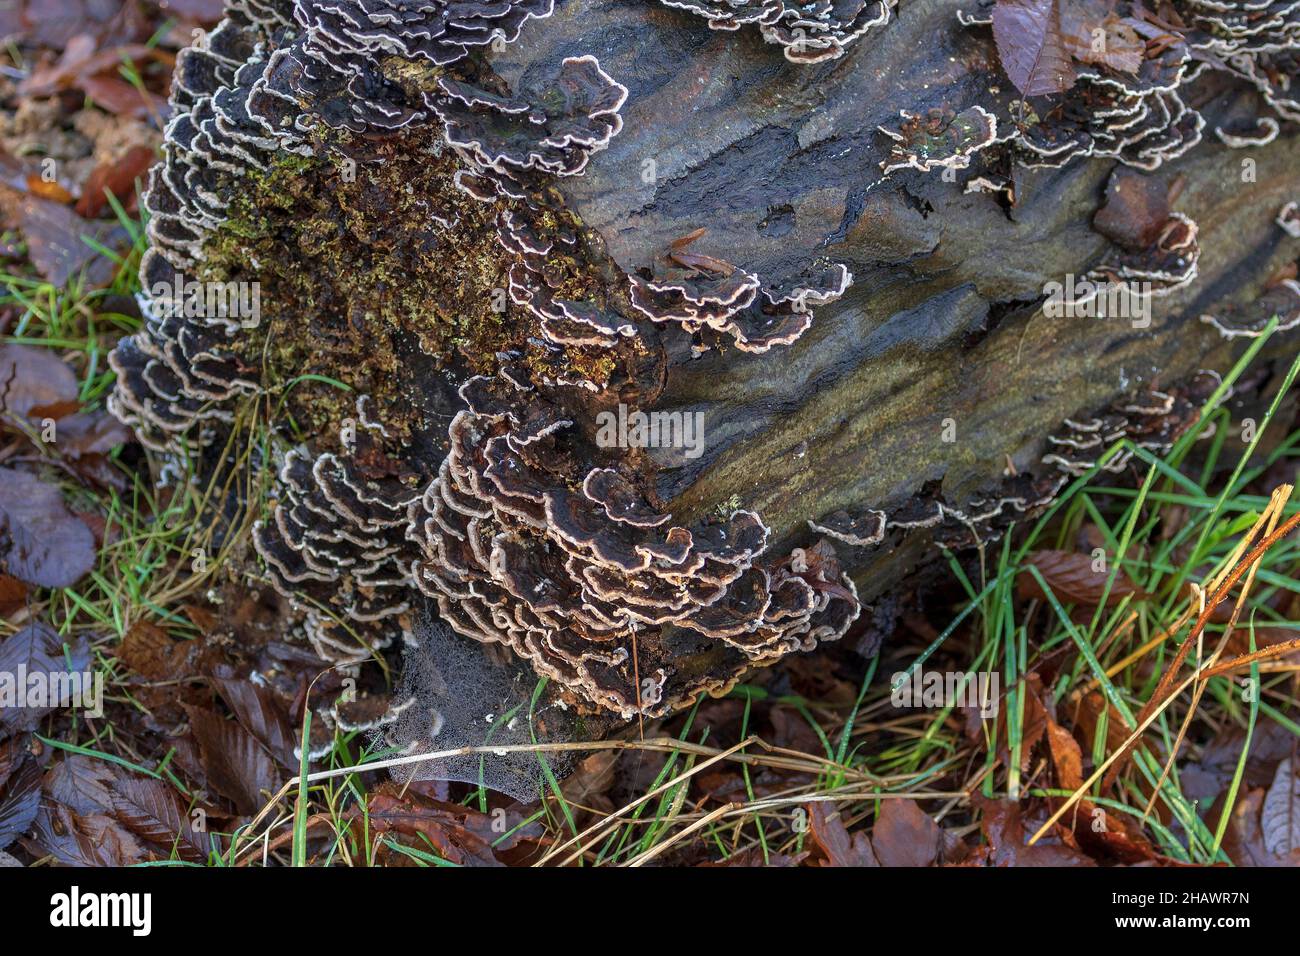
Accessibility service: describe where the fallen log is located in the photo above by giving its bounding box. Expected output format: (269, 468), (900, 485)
(108, 0), (1300, 743)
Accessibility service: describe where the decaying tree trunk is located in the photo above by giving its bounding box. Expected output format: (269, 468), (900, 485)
(107, 0), (1300, 740)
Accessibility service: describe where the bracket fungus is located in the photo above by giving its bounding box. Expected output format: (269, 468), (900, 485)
(1041, 373), (1224, 476)
(657, 0), (897, 62)
(105, 0), (1300, 744)
(954, 0), (1300, 178)
(108, 0), (861, 725)
(810, 371), (1222, 562)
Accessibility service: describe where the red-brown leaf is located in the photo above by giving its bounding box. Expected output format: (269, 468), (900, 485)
(1018, 549), (1149, 607)
(992, 0), (1077, 96)
(76, 145), (156, 219)
(211, 675), (299, 770)
(0, 623), (91, 731)
(808, 801), (878, 866)
(0, 468), (97, 588)
(183, 704), (282, 816)
(871, 799), (944, 867)
(0, 343), (78, 419)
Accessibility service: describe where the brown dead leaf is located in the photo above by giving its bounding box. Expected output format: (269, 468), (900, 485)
(1018, 549), (1149, 607)
(1092, 168), (1170, 251)
(1260, 758), (1300, 857)
(0, 623), (92, 732)
(699, 846), (808, 866)
(992, 0), (1077, 97)
(808, 801), (878, 866)
(25, 176), (74, 204)
(0, 573), (26, 617)
(1045, 714), (1157, 862)
(560, 750), (618, 808)
(972, 794), (1095, 865)
(0, 467), (97, 588)
(182, 704), (282, 816)
(20, 41), (171, 98)
(0, 187), (126, 285)
(108, 773), (209, 862)
(53, 410), (131, 458)
(27, 800), (144, 865)
(157, 0), (226, 21)
(1215, 786), (1300, 867)
(1061, 3), (1145, 75)
(0, 343), (78, 419)
(75, 144), (155, 218)
(0, 757), (41, 850)
(872, 798), (944, 867)
(0, 0), (138, 49)
(361, 786), (505, 867)
(211, 674), (299, 770)
(117, 619), (189, 680)
(1045, 715), (1085, 790)
(83, 73), (170, 119)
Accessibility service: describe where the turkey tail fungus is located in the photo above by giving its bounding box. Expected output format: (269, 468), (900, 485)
(110, 0), (1300, 743)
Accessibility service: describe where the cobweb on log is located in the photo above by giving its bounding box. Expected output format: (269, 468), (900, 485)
(375, 610), (579, 801)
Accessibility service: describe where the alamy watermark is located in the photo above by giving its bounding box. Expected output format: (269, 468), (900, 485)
(1043, 275), (1152, 329)
(150, 272), (261, 327)
(50, 887), (151, 936)
(891, 668), (1000, 718)
(595, 403), (706, 460)
(0, 665), (103, 718)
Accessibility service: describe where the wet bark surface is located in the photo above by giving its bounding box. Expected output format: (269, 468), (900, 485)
(493, 0), (1300, 599)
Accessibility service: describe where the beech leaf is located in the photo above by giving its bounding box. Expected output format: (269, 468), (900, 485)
(1261, 758), (1300, 857)
(0, 623), (92, 731)
(1017, 549), (1149, 607)
(992, 0), (1077, 97)
(0, 468), (97, 588)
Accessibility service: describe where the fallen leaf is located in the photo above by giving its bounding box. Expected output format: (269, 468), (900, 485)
(0, 0), (138, 49)
(0, 758), (41, 850)
(19, 43), (169, 99)
(1216, 786), (1300, 867)
(699, 846), (808, 866)
(0, 188), (126, 286)
(109, 774), (209, 862)
(44, 753), (116, 814)
(27, 801), (144, 866)
(211, 675), (299, 770)
(0, 574), (26, 617)
(75, 144), (156, 218)
(0, 623), (92, 731)
(50, 409), (132, 458)
(560, 749), (618, 807)
(1061, 1), (1145, 74)
(156, 0), (226, 22)
(1018, 549), (1148, 607)
(0, 343), (78, 419)
(1261, 758), (1299, 857)
(1044, 714), (1157, 862)
(1092, 168), (1170, 251)
(80, 73), (170, 120)
(808, 801), (878, 866)
(1045, 716), (1084, 789)
(182, 704), (282, 815)
(25, 176), (74, 204)
(0, 468), (97, 588)
(973, 794), (1095, 865)
(871, 798), (943, 867)
(117, 619), (189, 680)
(361, 786), (504, 867)
(992, 0), (1078, 97)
